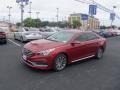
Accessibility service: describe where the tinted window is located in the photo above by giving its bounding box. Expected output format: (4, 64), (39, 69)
(76, 34), (88, 42)
(87, 33), (99, 40)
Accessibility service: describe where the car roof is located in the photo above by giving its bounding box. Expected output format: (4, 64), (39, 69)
(61, 30), (93, 35)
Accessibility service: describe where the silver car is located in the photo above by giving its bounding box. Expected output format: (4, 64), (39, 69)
(14, 28), (43, 42)
(39, 28), (58, 39)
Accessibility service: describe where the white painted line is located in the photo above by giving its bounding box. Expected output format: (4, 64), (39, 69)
(8, 39), (21, 47)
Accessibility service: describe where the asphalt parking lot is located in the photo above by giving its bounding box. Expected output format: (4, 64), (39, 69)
(0, 36), (120, 90)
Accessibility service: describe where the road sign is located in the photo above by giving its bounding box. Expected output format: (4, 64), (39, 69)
(81, 14), (88, 20)
(89, 5), (97, 16)
(16, 0), (29, 3)
(110, 13), (115, 21)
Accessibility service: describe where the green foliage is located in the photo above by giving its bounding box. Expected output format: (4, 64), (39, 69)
(16, 22), (21, 27)
(18, 18), (69, 28)
(23, 18), (41, 28)
(72, 20), (82, 29)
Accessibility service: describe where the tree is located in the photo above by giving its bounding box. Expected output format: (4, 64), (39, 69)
(40, 21), (49, 27)
(23, 18), (41, 27)
(23, 18), (33, 27)
(100, 26), (106, 29)
(72, 20), (82, 29)
(16, 22), (21, 27)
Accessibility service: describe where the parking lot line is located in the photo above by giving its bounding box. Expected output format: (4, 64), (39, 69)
(8, 39), (21, 47)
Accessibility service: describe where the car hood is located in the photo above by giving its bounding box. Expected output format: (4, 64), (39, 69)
(24, 39), (65, 52)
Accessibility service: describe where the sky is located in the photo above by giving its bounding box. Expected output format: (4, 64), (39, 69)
(0, 0), (120, 26)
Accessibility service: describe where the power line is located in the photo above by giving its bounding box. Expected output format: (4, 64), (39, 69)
(74, 0), (120, 20)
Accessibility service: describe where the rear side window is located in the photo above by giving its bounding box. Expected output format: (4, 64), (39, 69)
(75, 33), (99, 42)
(76, 33), (88, 42)
(87, 33), (99, 40)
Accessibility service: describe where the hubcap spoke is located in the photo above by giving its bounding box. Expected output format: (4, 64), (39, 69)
(56, 56), (66, 70)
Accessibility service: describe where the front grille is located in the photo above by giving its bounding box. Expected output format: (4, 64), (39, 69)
(23, 48), (34, 57)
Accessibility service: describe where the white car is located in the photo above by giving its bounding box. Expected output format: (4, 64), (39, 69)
(14, 28), (43, 42)
(40, 28), (58, 39)
(114, 30), (120, 35)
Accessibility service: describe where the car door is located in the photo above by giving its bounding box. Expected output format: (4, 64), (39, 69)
(68, 33), (89, 62)
(84, 33), (99, 56)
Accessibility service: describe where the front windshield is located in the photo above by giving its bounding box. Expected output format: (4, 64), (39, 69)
(46, 31), (75, 42)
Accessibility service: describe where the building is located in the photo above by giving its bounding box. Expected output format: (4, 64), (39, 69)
(68, 13), (100, 30)
(0, 21), (17, 32)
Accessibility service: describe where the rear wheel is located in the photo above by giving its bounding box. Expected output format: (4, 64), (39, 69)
(14, 34), (17, 40)
(54, 54), (67, 71)
(95, 48), (103, 59)
(3, 39), (7, 44)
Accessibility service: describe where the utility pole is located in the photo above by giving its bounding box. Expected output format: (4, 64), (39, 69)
(7, 6), (12, 26)
(111, 6), (116, 28)
(56, 8), (59, 28)
(16, 0), (29, 28)
(28, 1), (32, 18)
(21, 0), (24, 28)
(36, 12), (40, 19)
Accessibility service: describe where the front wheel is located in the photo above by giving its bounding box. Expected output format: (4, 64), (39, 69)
(20, 36), (24, 43)
(3, 40), (7, 44)
(95, 48), (103, 59)
(54, 54), (67, 71)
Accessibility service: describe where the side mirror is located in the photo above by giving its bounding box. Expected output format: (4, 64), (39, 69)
(71, 41), (81, 45)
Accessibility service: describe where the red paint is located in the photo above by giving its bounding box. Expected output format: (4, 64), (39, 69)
(22, 31), (106, 70)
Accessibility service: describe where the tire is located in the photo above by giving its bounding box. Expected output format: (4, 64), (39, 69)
(20, 36), (24, 43)
(95, 48), (103, 59)
(3, 39), (7, 44)
(54, 54), (67, 71)
(14, 34), (17, 40)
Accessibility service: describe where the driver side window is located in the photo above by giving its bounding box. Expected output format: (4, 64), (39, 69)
(76, 34), (88, 42)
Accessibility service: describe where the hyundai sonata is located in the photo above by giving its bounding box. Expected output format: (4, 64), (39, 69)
(22, 30), (106, 71)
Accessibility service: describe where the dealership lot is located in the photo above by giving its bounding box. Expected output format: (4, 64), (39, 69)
(0, 37), (120, 90)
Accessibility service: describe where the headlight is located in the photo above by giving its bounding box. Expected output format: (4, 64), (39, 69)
(38, 48), (55, 56)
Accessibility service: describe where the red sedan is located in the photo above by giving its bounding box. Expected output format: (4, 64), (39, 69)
(22, 30), (106, 71)
(0, 29), (7, 44)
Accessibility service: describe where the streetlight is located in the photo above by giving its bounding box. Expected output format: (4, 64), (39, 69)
(36, 12), (40, 19)
(111, 6), (117, 27)
(16, 0), (29, 28)
(28, 1), (32, 18)
(56, 8), (59, 28)
(7, 6), (12, 25)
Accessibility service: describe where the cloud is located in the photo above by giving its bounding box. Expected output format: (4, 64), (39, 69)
(0, 0), (119, 26)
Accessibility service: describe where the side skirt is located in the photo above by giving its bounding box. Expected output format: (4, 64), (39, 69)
(71, 55), (95, 63)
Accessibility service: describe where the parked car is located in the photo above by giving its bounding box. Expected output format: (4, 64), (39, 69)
(112, 30), (120, 36)
(0, 28), (7, 44)
(22, 30), (106, 71)
(39, 28), (58, 39)
(94, 30), (112, 38)
(14, 28), (43, 42)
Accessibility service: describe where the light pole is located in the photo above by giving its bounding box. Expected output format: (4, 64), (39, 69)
(111, 6), (116, 27)
(28, 1), (32, 18)
(56, 8), (59, 28)
(7, 6), (12, 25)
(16, 0), (29, 28)
(36, 12), (40, 19)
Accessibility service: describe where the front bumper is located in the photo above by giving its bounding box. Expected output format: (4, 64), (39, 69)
(22, 55), (53, 70)
(0, 37), (6, 42)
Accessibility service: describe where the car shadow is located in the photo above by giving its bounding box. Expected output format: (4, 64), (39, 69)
(67, 57), (99, 69)
(20, 57), (99, 74)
